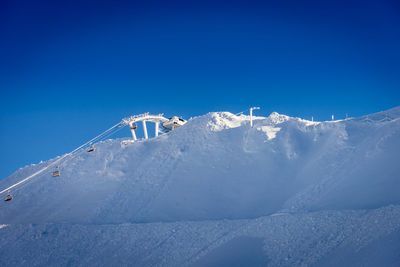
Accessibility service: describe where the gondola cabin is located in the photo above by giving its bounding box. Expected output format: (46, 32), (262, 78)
(4, 194), (12, 202)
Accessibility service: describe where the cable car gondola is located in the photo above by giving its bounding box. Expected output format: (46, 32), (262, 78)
(4, 191), (12, 202)
(130, 123), (137, 130)
(52, 166), (60, 177)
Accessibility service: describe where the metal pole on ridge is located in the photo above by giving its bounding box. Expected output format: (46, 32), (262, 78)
(250, 107), (260, 127)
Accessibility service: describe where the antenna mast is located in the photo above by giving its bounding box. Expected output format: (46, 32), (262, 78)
(250, 107), (260, 127)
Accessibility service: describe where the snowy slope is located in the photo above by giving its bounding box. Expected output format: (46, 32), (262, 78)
(0, 107), (400, 266)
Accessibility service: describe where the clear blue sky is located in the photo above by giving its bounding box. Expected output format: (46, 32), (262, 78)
(1, 0), (399, 179)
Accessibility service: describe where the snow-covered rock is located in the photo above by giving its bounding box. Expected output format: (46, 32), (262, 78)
(0, 107), (400, 266)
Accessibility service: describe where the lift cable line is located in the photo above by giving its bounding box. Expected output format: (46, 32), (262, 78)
(0, 113), (187, 196)
(90, 123), (126, 145)
(234, 108), (250, 116)
(0, 121), (123, 195)
(0, 153), (70, 195)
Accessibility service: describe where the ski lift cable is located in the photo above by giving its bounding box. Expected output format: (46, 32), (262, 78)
(97, 127), (124, 143)
(69, 122), (123, 155)
(235, 109), (248, 116)
(96, 123), (124, 141)
(95, 124), (125, 142)
(0, 121), (124, 195)
(5, 153), (74, 195)
(84, 124), (125, 149)
(0, 153), (70, 194)
(52, 123), (124, 168)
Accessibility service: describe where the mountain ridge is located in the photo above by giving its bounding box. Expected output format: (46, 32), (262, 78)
(1, 107), (399, 266)
(1, 107), (399, 224)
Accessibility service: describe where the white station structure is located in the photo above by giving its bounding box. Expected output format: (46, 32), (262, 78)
(121, 113), (187, 141)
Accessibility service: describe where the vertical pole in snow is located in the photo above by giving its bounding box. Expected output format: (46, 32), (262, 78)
(332, 115), (334, 121)
(142, 120), (148, 139)
(250, 107), (260, 127)
(155, 121), (159, 137)
(312, 116), (314, 122)
(129, 123), (137, 140)
(250, 108), (253, 127)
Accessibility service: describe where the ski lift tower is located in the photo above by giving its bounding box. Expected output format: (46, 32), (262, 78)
(250, 107), (260, 127)
(121, 113), (187, 141)
(122, 113), (168, 141)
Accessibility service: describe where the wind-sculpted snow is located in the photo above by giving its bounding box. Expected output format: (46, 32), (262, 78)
(0, 107), (400, 266)
(0, 206), (399, 266)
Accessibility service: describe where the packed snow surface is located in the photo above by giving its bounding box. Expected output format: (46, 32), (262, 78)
(1, 107), (400, 266)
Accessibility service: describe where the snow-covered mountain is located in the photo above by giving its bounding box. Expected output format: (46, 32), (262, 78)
(1, 107), (400, 266)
